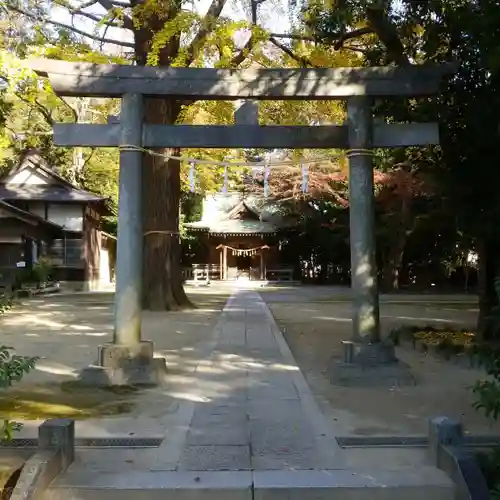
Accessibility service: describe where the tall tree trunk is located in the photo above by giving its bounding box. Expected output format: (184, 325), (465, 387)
(381, 240), (405, 292)
(141, 99), (192, 311)
(380, 201), (410, 292)
(477, 235), (499, 341)
(133, 4), (193, 311)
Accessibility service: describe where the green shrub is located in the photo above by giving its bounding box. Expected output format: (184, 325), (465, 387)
(473, 345), (500, 418)
(0, 295), (13, 315)
(32, 256), (53, 284)
(472, 276), (500, 495)
(476, 449), (500, 499)
(0, 346), (38, 441)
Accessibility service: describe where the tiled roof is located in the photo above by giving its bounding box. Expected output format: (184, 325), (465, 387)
(185, 219), (278, 235)
(185, 193), (290, 235)
(0, 184), (105, 203)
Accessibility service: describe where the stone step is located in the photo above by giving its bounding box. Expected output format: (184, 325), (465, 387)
(44, 467), (454, 500)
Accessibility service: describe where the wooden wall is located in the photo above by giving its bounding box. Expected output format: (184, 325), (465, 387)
(82, 205), (102, 289)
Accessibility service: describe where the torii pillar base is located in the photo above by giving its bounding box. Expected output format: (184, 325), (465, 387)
(77, 341), (167, 387)
(330, 340), (415, 388)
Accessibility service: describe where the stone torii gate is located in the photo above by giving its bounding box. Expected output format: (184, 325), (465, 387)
(30, 59), (454, 386)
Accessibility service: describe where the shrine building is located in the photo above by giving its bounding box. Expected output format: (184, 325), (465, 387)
(184, 193), (294, 282)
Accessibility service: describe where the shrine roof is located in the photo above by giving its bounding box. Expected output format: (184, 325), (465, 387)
(184, 193), (287, 235)
(0, 149), (108, 204)
(0, 184), (104, 203)
(185, 219), (278, 235)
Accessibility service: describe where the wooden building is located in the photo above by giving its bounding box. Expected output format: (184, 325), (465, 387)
(0, 150), (115, 290)
(184, 193), (294, 282)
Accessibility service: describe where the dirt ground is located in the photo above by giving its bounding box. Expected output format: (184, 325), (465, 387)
(261, 286), (500, 437)
(0, 288), (230, 420)
(2, 283), (498, 439)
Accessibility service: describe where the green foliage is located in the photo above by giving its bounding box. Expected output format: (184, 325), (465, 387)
(278, 199), (350, 283)
(0, 346), (38, 441)
(32, 256), (54, 284)
(0, 295), (13, 315)
(477, 449), (500, 496)
(473, 272), (500, 492)
(482, 277), (500, 340)
(473, 348), (500, 495)
(13, 256), (55, 288)
(473, 342), (500, 420)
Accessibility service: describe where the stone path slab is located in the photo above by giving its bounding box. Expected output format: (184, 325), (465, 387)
(44, 288), (454, 499)
(173, 290), (344, 472)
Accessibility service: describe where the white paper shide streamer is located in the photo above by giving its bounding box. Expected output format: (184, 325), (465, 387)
(223, 165), (228, 193)
(263, 163), (270, 197)
(301, 164), (309, 193)
(189, 163), (196, 193)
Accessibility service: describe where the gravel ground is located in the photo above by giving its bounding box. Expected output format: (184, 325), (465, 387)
(260, 286), (500, 437)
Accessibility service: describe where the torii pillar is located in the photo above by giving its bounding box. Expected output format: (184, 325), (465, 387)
(79, 93), (166, 386)
(334, 96), (415, 386)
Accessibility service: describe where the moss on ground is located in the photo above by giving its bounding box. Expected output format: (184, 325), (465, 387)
(0, 382), (138, 420)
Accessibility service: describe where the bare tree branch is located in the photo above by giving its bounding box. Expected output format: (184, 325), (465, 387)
(75, 0), (100, 9)
(270, 32), (316, 41)
(82, 148), (96, 169)
(50, 18), (134, 46)
(231, 35), (254, 66)
(57, 97), (79, 122)
(365, 6), (410, 65)
(270, 27), (374, 46)
(96, 0), (133, 29)
(99, 14), (117, 50)
(9, 4), (135, 47)
(332, 26), (373, 49)
(269, 37), (318, 67)
(15, 94), (54, 126)
(53, 0), (122, 27)
(343, 45), (370, 55)
(185, 0), (228, 66)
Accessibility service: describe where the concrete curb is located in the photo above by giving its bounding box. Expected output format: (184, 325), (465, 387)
(45, 468), (454, 500)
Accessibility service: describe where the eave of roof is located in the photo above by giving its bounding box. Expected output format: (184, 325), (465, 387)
(1, 150), (108, 205)
(185, 219), (278, 235)
(0, 184), (106, 203)
(0, 201), (65, 231)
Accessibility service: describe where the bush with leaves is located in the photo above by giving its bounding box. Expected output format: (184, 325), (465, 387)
(32, 256), (53, 285)
(473, 278), (500, 497)
(474, 277), (500, 418)
(473, 345), (500, 419)
(0, 347), (38, 441)
(0, 295), (12, 314)
(477, 448), (500, 500)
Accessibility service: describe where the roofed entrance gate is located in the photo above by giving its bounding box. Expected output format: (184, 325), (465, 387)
(31, 59), (454, 386)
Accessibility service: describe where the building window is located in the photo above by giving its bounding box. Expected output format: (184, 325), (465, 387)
(48, 238), (84, 268)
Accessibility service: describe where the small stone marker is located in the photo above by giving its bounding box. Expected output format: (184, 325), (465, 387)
(428, 416), (463, 467)
(38, 418), (75, 470)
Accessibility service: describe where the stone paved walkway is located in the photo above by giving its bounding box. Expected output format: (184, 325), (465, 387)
(175, 289), (344, 471)
(45, 288), (453, 499)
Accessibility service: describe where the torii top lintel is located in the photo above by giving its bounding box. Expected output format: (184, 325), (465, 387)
(29, 58), (457, 100)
